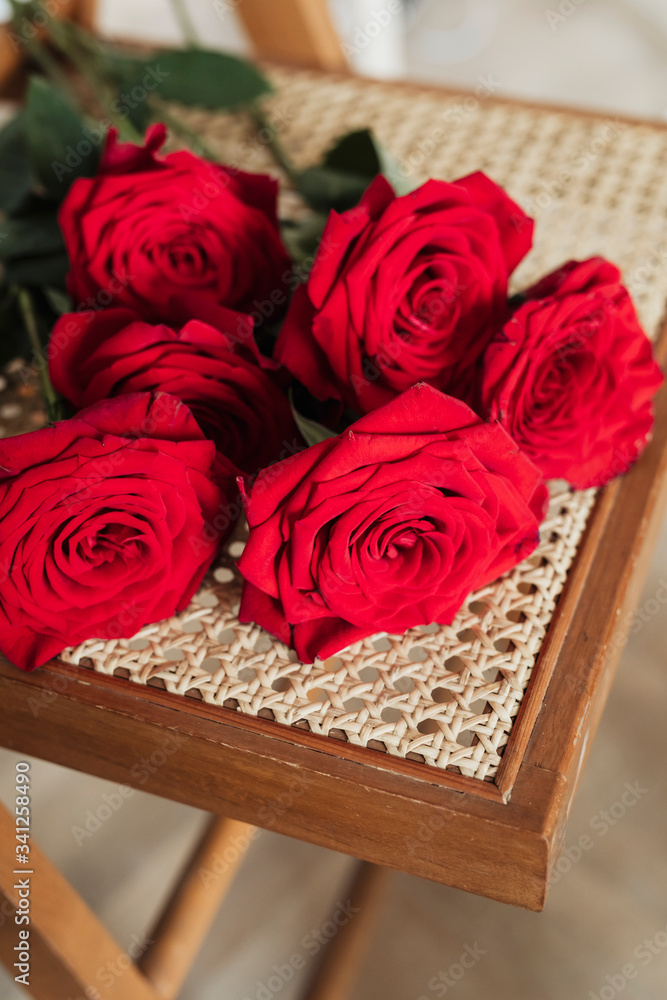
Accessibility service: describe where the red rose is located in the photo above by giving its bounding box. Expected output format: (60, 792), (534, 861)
(238, 383), (548, 662)
(0, 393), (239, 671)
(48, 305), (301, 474)
(59, 124), (291, 320)
(479, 258), (664, 489)
(274, 172), (533, 414)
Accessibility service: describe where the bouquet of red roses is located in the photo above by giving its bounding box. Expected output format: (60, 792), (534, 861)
(0, 70), (662, 672)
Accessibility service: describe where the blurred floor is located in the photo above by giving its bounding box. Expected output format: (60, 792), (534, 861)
(1, 2), (667, 998)
(403, 0), (667, 118)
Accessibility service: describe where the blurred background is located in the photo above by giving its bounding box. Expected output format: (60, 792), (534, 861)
(3, 0), (667, 116)
(0, 2), (666, 998)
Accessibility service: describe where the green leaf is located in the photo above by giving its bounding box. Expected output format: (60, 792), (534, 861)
(0, 114), (35, 214)
(280, 213), (328, 260)
(43, 286), (73, 315)
(324, 128), (414, 196)
(102, 48), (272, 112)
(96, 53), (158, 132)
(295, 167), (370, 214)
(23, 76), (101, 201)
(0, 200), (68, 289)
(296, 128), (415, 212)
(324, 129), (381, 174)
(158, 49), (271, 108)
(288, 389), (338, 448)
(0, 284), (29, 365)
(0, 212), (64, 261)
(4, 252), (69, 289)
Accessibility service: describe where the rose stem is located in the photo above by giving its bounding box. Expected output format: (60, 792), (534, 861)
(163, 0), (300, 184)
(37, 13), (144, 142)
(148, 98), (222, 161)
(7, 1), (76, 97)
(9, 12), (74, 97)
(247, 104), (300, 187)
(16, 288), (63, 424)
(168, 0), (200, 48)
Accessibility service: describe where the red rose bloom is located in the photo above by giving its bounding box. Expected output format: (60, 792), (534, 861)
(479, 258), (664, 489)
(238, 384), (548, 662)
(59, 124), (291, 320)
(274, 172), (533, 414)
(49, 305), (301, 475)
(0, 393), (239, 671)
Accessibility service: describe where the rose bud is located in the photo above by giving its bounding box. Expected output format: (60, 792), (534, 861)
(0, 393), (239, 671)
(49, 304), (301, 475)
(479, 257), (664, 488)
(237, 383), (548, 662)
(59, 123), (292, 322)
(275, 172), (533, 414)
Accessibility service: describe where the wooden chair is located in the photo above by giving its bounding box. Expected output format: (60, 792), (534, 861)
(234, 0), (347, 70)
(0, 0), (346, 95)
(0, 0), (98, 93)
(2, 4), (667, 999)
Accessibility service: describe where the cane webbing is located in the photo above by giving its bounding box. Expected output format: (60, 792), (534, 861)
(52, 68), (667, 780)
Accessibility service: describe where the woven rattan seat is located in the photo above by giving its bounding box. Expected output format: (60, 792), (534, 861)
(52, 66), (667, 788)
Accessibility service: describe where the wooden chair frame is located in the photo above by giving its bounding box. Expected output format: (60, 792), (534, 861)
(0, 0), (347, 95)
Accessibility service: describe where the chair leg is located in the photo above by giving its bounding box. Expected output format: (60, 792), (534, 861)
(0, 799), (255, 1000)
(0, 0), (98, 96)
(2, 788), (381, 1000)
(301, 862), (389, 1000)
(71, 0), (98, 32)
(0, 798), (158, 1000)
(139, 814), (256, 999)
(236, 0), (348, 70)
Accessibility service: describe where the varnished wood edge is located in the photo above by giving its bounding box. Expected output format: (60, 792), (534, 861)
(494, 480), (619, 797)
(0, 661), (563, 907)
(0, 656), (501, 801)
(1, 319), (665, 808)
